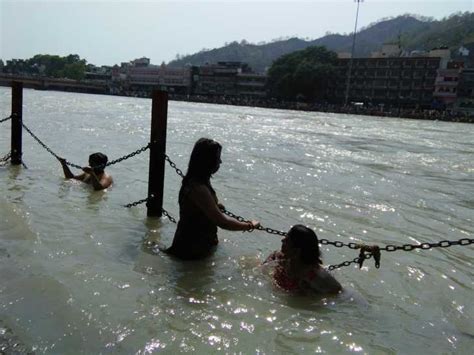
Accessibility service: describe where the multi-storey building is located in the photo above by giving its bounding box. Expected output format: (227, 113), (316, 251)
(236, 72), (267, 97)
(455, 68), (474, 113)
(192, 62), (266, 97)
(111, 58), (191, 94)
(433, 61), (463, 107)
(328, 56), (441, 108)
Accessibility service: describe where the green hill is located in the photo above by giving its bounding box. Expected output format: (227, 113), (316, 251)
(167, 12), (473, 73)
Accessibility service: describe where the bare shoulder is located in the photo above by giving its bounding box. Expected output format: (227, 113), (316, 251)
(263, 251), (284, 264)
(101, 173), (113, 189)
(306, 267), (342, 295)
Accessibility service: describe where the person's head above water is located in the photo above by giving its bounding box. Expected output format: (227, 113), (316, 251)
(282, 225), (322, 265)
(88, 152), (108, 173)
(185, 138), (222, 183)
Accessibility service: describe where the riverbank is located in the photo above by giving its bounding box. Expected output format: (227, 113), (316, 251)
(168, 94), (474, 124)
(1, 75), (472, 123)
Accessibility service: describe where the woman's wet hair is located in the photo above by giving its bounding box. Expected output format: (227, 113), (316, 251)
(287, 224), (322, 265)
(184, 138), (222, 184)
(89, 152), (108, 172)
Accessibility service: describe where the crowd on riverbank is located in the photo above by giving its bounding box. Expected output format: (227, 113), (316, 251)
(168, 94), (474, 123)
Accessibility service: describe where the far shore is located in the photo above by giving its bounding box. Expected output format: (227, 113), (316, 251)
(1, 77), (473, 124)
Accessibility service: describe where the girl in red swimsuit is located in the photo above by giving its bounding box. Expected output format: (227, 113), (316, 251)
(264, 225), (342, 294)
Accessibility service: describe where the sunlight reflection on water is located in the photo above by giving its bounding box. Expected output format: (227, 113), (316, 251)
(0, 88), (473, 353)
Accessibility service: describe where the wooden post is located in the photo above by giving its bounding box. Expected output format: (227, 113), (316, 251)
(11, 81), (23, 165)
(147, 90), (168, 217)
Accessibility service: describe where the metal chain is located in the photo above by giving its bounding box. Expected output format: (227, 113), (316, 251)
(123, 197), (149, 208)
(380, 238), (474, 252)
(0, 115), (11, 124)
(22, 121), (150, 169)
(123, 195), (178, 224)
(326, 237), (474, 271)
(22, 122), (66, 161)
(1, 151), (11, 162)
(105, 143), (151, 168)
(0, 151), (11, 166)
(162, 208), (177, 224)
(158, 155), (474, 262)
(319, 239), (360, 249)
(327, 254), (373, 271)
(164, 154), (185, 177)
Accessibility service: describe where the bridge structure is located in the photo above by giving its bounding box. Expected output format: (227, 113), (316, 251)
(0, 74), (107, 95)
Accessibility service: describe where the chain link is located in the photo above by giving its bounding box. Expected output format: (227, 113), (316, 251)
(123, 197), (149, 208)
(0, 115), (11, 124)
(0, 151), (11, 166)
(22, 121), (150, 169)
(164, 154), (185, 177)
(222, 209), (288, 236)
(1, 151), (11, 162)
(327, 254), (373, 271)
(326, 237), (474, 271)
(105, 143), (151, 168)
(161, 208), (177, 224)
(158, 155), (474, 266)
(380, 238), (474, 252)
(123, 195), (178, 224)
(22, 122), (65, 161)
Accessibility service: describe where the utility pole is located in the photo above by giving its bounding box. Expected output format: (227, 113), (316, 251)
(344, 0), (364, 107)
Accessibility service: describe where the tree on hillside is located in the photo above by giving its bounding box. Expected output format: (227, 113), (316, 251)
(266, 46), (338, 102)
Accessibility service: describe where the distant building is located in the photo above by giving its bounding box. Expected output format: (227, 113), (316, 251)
(328, 56), (441, 108)
(337, 52), (352, 59)
(433, 61), (463, 107)
(192, 61), (266, 97)
(84, 65), (112, 82)
(428, 47), (451, 69)
(371, 43), (402, 58)
(236, 72), (267, 97)
(111, 58), (191, 94)
(455, 68), (474, 113)
(131, 57), (151, 67)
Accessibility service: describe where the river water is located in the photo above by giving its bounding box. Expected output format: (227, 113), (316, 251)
(0, 87), (473, 354)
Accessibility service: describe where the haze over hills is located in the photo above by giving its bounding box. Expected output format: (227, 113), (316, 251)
(167, 12), (474, 73)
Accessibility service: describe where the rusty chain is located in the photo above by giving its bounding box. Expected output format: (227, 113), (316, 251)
(164, 154), (185, 177)
(161, 208), (177, 224)
(327, 254), (374, 271)
(380, 238), (474, 252)
(105, 143), (151, 168)
(326, 238), (474, 270)
(123, 195), (178, 224)
(161, 155), (474, 261)
(0, 151), (11, 166)
(123, 197), (149, 208)
(22, 122), (150, 169)
(1, 115), (11, 124)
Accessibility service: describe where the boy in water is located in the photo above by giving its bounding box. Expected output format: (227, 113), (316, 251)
(58, 152), (113, 191)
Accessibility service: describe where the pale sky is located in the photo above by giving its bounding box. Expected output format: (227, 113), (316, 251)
(1, 0), (472, 66)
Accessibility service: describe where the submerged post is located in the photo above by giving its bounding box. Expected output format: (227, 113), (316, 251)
(11, 81), (23, 165)
(147, 90), (168, 217)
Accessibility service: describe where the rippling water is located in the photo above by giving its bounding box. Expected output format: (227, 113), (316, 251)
(1, 87), (473, 353)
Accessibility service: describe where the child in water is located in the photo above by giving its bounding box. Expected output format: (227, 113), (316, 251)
(264, 225), (342, 295)
(58, 152), (113, 191)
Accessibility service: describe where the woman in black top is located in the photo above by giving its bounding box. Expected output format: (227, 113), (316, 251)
(166, 138), (260, 260)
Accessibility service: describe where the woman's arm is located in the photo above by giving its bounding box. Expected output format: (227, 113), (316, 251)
(189, 184), (259, 231)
